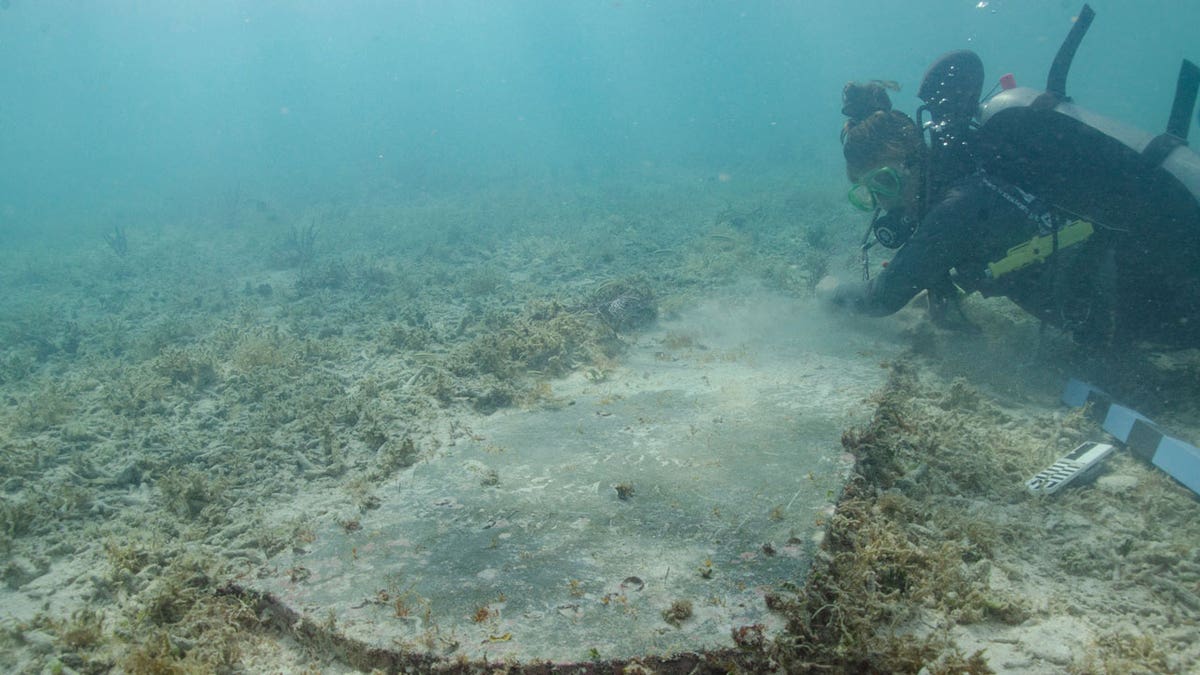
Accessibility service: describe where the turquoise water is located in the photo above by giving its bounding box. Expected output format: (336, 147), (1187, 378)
(2, 2), (1200, 671)
(2, 1), (1196, 236)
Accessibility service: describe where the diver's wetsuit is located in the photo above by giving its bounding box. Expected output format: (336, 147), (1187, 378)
(831, 171), (1200, 347)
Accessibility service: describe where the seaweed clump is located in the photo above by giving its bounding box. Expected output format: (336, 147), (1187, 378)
(462, 299), (618, 378)
(661, 599), (693, 627)
(586, 277), (657, 332)
(118, 554), (261, 674)
(448, 298), (624, 412)
(156, 466), (230, 524)
(767, 360), (1029, 673)
(153, 345), (219, 389)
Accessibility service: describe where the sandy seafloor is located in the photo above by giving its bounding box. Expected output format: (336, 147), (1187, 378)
(2, 171), (1199, 673)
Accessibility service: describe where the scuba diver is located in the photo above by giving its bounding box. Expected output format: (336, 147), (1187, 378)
(819, 6), (1200, 350)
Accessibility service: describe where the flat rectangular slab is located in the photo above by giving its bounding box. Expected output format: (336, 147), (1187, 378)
(249, 295), (897, 665)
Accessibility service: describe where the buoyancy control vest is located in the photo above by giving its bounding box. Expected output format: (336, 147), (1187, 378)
(912, 4), (1200, 342)
(929, 4), (1200, 243)
(978, 83), (1200, 247)
(917, 4), (1200, 286)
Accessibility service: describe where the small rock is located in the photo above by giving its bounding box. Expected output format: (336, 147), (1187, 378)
(2, 556), (47, 590)
(614, 482), (635, 500)
(1027, 639), (1072, 665)
(1097, 473), (1139, 494)
(22, 629), (56, 654)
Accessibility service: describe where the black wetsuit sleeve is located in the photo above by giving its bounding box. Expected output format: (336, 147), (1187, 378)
(832, 185), (980, 316)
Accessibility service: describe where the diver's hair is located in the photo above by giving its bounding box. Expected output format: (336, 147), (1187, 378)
(842, 110), (926, 180)
(841, 80), (897, 122)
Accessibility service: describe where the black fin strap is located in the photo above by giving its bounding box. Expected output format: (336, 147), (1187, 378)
(1142, 133), (1186, 169)
(1166, 59), (1200, 141)
(1046, 4), (1096, 99)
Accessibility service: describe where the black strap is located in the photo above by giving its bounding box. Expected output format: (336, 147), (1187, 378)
(1142, 133), (1186, 169)
(1045, 4), (1096, 101)
(977, 173), (1058, 233)
(1166, 59), (1200, 141)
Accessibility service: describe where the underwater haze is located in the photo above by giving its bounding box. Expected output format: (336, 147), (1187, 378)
(2, 0), (1196, 233)
(4, 1), (1200, 672)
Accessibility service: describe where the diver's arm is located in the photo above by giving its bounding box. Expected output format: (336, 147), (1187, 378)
(822, 191), (973, 316)
(822, 273), (912, 316)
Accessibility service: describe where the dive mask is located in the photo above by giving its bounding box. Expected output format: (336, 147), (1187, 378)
(848, 166), (903, 212)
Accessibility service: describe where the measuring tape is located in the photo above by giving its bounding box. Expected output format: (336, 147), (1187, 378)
(1062, 379), (1200, 496)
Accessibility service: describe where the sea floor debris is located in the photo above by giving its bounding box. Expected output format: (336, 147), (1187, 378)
(2, 179), (1198, 672)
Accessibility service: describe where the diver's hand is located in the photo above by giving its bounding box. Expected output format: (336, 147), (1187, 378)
(816, 275), (871, 314)
(926, 277), (981, 334)
(927, 288), (981, 334)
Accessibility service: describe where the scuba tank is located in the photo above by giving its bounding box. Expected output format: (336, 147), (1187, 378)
(912, 4), (1200, 346)
(969, 4), (1200, 239)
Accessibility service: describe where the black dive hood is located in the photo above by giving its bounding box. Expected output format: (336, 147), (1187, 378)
(976, 4), (1200, 235)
